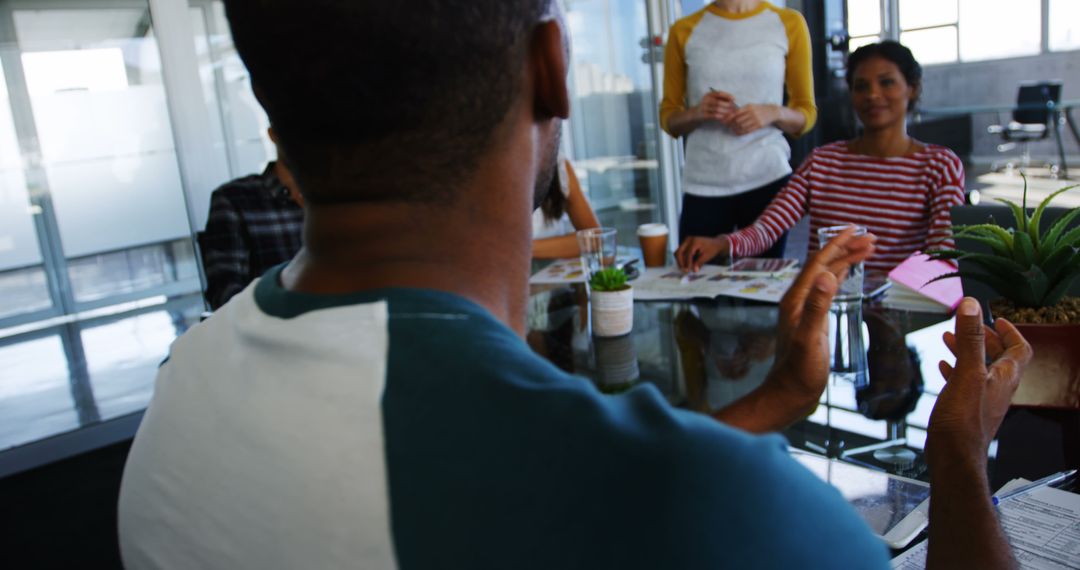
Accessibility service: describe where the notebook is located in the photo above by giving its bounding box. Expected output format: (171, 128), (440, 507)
(881, 253), (963, 314)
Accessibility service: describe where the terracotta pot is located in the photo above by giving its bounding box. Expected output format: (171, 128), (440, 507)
(590, 287), (633, 337)
(1011, 322), (1080, 408)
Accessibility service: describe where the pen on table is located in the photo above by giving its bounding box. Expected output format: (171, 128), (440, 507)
(992, 469), (1077, 506)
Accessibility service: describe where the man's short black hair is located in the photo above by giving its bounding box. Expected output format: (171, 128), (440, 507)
(845, 40), (923, 111)
(224, 0), (553, 204)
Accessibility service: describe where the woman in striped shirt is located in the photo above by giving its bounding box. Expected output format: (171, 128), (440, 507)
(675, 41), (965, 276)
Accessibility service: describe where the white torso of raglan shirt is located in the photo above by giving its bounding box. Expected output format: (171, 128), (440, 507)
(682, 9), (793, 197)
(117, 284), (396, 569)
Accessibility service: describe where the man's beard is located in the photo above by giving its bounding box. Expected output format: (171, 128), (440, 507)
(532, 122), (562, 211)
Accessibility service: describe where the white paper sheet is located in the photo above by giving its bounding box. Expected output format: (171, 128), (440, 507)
(891, 480), (1080, 569)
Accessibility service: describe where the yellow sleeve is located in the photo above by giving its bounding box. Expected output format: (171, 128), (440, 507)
(659, 12), (706, 135)
(779, 9), (817, 136)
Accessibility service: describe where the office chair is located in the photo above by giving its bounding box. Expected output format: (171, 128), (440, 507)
(987, 80), (1063, 173)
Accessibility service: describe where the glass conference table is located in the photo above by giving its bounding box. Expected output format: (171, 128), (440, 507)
(526, 281), (1079, 491)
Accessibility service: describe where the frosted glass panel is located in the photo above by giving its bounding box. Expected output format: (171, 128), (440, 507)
(46, 154), (188, 257)
(19, 27), (191, 258)
(191, 1), (272, 180)
(30, 86), (189, 257)
(0, 169), (40, 270)
(189, 7), (229, 173)
(958, 0), (1040, 62)
(29, 85), (176, 166)
(212, 1), (271, 175)
(1049, 0), (1080, 52)
(0, 64), (42, 272)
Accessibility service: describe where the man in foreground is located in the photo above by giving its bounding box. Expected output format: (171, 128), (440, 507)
(118, 1), (1031, 568)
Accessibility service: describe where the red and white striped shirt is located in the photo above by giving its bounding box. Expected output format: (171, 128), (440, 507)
(727, 141), (965, 274)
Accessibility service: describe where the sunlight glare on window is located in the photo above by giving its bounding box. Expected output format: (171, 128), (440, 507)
(899, 0), (957, 31)
(900, 26), (958, 65)
(1049, 0), (1080, 52)
(21, 49), (128, 96)
(958, 0), (1040, 62)
(847, 0), (881, 37)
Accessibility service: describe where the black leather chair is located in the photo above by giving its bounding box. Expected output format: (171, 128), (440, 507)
(987, 81), (1063, 172)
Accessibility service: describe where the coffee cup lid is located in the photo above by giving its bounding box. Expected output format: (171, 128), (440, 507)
(637, 223), (668, 237)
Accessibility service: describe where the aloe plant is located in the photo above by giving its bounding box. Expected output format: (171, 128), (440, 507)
(927, 176), (1080, 308)
(589, 267), (629, 292)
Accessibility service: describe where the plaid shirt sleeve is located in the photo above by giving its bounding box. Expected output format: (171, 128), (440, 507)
(202, 191), (252, 310)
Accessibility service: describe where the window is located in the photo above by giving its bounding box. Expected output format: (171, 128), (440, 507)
(899, 0), (959, 65)
(901, 25), (959, 66)
(0, 3), (204, 453)
(957, 0), (1040, 62)
(190, 1), (274, 181)
(1049, 0), (1080, 52)
(852, 0), (1072, 66)
(899, 0), (957, 30)
(846, 0), (882, 49)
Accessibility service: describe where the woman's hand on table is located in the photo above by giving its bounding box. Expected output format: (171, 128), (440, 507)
(675, 235), (730, 272)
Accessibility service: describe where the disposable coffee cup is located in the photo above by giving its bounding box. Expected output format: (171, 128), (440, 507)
(637, 223), (669, 268)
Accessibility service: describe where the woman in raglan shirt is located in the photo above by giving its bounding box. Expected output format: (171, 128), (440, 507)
(675, 41), (966, 277)
(660, 0), (816, 259)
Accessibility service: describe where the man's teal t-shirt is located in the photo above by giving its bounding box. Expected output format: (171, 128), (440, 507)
(255, 268), (890, 569)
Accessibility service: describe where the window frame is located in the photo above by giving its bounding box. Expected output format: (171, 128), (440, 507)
(847, 0), (1075, 67)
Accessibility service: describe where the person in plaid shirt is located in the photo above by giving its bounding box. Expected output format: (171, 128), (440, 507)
(200, 133), (304, 309)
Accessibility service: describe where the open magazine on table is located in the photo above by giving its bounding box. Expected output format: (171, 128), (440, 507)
(631, 259), (799, 303)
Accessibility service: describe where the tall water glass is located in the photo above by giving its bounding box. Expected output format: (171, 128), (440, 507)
(818, 225), (867, 302)
(818, 225), (869, 387)
(576, 227), (617, 281)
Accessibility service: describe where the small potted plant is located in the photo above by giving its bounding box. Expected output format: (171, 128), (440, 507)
(588, 267), (634, 337)
(927, 177), (1079, 406)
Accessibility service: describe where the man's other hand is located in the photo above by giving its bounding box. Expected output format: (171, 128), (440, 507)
(927, 298), (1032, 463)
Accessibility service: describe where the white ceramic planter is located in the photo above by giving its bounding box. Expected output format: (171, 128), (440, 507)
(591, 286), (633, 337)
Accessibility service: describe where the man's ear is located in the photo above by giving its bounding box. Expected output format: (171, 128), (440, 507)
(530, 19), (570, 121)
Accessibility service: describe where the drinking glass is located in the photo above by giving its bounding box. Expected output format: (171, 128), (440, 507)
(818, 225), (869, 388)
(576, 227), (617, 281)
(817, 225), (867, 302)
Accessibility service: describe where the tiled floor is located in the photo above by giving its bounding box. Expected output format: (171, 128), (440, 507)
(0, 294), (204, 452)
